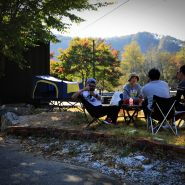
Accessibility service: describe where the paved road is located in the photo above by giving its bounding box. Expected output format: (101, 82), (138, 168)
(0, 145), (137, 185)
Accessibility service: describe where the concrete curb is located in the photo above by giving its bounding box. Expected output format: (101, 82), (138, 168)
(4, 126), (185, 163)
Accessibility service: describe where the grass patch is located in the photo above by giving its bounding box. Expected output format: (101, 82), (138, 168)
(33, 108), (185, 147)
(66, 109), (185, 147)
(118, 145), (137, 157)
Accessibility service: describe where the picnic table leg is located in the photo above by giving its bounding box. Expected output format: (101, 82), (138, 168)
(126, 109), (138, 128)
(123, 109), (127, 122)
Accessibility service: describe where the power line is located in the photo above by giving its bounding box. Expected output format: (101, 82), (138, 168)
(51, 0), (166, 45)
(73, 0), (130, 35)
(51, 0), (130, 45)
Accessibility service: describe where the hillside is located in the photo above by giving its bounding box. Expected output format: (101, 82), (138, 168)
(50, 32), (184, 60)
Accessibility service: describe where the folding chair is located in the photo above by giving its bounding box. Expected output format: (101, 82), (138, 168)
(147, 95), (178, 135)
(78, 95), (112, 128)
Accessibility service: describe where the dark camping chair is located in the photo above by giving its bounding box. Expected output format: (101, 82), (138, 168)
(78, 95), (111, 128)
(148, 95), (178, 135)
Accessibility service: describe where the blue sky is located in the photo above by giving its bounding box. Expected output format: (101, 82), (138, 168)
(51, 0), (185, 41)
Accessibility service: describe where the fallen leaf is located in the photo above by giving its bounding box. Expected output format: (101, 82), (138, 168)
(117, 177), (122, 180)
(66, 116), (70, 119)
(59, 158), (63, 160)
(0, 133), (4, 137)
(37, 151), (42, 154)
(34, 155), (37, 157)
(100, 159), (104, 162)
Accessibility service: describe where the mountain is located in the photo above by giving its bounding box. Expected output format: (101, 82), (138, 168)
(50, 32), (185, 60)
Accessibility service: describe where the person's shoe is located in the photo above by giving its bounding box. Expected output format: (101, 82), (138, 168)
(179, 121), (185, 127)
(102, 118), (112, 125)
(162, 124), (170, 130)
(106, 118), (112, 124)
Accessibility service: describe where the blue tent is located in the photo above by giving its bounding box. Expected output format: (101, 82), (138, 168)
(31, 75), (83, 99)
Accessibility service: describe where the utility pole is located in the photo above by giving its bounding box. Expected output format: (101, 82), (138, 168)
(93, 39), (95, 79)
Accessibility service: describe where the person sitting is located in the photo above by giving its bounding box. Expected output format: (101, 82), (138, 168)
(176, 65), (185, 111)
(72, 78), (120, 125)
(173, 65), (185, 127)
(142, 68), (170, 119)
(122, 73), (143, 105)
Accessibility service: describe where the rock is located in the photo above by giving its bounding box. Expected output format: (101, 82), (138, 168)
(0, 105), (31, 126)
(1, 112), (20, 131)
(180, 168), (185, 173)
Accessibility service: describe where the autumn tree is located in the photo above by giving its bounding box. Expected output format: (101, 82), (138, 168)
(0, 0), (114, 80)
(167, 44), (185, 90)
(50, 51), (55, 59)
(51, 37), (123, 91)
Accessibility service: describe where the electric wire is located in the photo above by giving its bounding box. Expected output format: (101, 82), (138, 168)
(51, 0), (166, 45)
(73, 0), (130, 35)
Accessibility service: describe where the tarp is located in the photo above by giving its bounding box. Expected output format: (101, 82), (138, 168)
(31, 75), (83, 99)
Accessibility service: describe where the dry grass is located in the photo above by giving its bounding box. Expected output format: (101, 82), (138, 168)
(68, 107), (185, 147)
(27, 106), (185, 147)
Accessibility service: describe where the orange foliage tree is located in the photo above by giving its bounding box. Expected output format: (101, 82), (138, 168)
(50, 37), (123, 91)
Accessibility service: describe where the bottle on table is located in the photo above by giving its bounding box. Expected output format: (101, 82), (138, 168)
(129, 97), (133, 106)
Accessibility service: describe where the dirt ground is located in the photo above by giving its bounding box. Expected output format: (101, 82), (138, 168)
(14, 111), (77, 129)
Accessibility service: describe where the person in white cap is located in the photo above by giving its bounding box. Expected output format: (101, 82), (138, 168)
(72, 78), (120, 125)
(122, 73), (143, 105)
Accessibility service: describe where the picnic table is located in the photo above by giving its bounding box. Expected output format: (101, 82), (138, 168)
(121, 104), (143, 127)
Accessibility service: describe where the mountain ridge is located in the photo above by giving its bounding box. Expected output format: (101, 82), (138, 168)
(50, 31), (185, 60)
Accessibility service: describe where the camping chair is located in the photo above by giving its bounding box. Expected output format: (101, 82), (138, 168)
(147, 95), (178, 135)
(78, 95), (112, 128)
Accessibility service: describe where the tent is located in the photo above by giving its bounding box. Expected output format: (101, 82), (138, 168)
(31, 75), (83, 99)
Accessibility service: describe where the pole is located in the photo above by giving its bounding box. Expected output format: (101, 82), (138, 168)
(102, 68), (105, 96)
(93, 39), (95, 79)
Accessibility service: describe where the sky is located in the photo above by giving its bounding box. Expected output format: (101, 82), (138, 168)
(51, 0), (185, 41)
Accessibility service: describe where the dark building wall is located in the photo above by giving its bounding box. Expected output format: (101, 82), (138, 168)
(0, 42), (50, 104)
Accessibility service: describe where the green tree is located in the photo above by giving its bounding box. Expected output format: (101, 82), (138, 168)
(0, 0), (113, 79)
(144, 46), (158, 74)
(156, 51), (171, 81)
(51, 37), (123, 91)
(121, 41), (145, 85)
